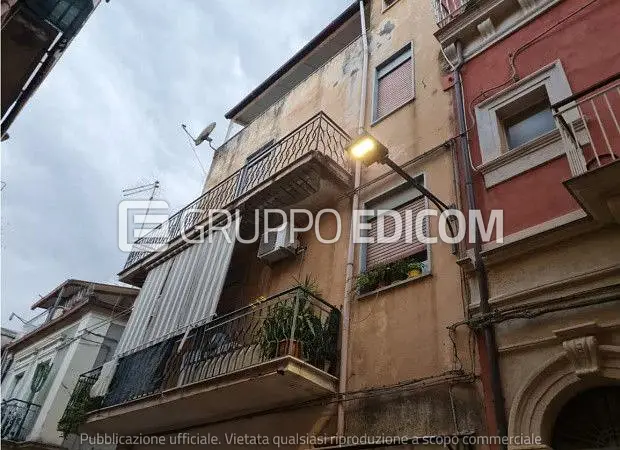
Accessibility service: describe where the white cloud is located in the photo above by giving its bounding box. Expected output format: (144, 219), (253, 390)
(0, 0), (353, 328)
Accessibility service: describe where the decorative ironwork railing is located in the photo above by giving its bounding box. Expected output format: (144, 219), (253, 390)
(431, 0), (475, 28)
(1, 399), (40, 441)
(65, 288), (340, 414)
(57, 367), (103, 435)
(124, 112), (350, 270)
(24, 0), (95, 37)
(552, 73), (620, 177)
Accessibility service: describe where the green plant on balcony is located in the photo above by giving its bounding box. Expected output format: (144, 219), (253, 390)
(57, 386), (102, 436)
(356, 257), (426, 294)
(259, 276), (326, 365)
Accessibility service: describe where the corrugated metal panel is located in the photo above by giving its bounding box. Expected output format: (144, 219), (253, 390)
(115, 222), (238, 356)
(115, 261), (170, 355)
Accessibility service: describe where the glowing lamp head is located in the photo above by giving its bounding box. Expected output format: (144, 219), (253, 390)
(346, 133), (389, 166)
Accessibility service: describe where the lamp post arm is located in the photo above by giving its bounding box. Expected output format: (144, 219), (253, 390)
(382, 156), (458, 254)
(382, 157), (452, 212)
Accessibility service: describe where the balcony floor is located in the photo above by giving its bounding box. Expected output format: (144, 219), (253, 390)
(564, 159), (620, 224)
(83, 357), (337, 436)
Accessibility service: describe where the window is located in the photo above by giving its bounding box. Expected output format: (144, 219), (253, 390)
(358, 179), (430, 295)
(496, 87), (556, 151)
(365, 199), (427, 268)
(504, 100), (555, 149)
(382, 0), (401, 10)
(373, 44), (414, 122)
(474, 60), (579, 187)
(235, 140), (275, 197)
(7, 372), (24, 398)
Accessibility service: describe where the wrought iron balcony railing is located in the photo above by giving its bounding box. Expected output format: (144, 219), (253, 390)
(124, 112), (350, 270)
(63, 288), (340, 416)
(431, 0), (474, 28)
(552, 73), (620, 177)
(23, 0), (95, 37)
(1, 399), (40, 442)
(57, 367), (103, 435)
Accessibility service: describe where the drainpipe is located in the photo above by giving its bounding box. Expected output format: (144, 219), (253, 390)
(337, 0), (368, 437)
(452, 42), (508, 446)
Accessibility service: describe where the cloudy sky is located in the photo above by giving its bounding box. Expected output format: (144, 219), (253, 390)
(1, 0), (352, 328)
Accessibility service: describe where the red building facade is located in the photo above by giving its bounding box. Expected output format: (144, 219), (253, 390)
(435, 0), (620, 448)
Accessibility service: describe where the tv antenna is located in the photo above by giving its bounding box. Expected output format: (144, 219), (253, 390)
(122, 180), (161, 240)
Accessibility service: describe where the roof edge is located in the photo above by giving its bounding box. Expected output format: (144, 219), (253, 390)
(30, 279), (139, 310)
(225, 0), (363, 121)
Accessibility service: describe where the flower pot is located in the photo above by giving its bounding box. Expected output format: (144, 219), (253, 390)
(408, 268), (422, 278)
(277, 339), (303, 358)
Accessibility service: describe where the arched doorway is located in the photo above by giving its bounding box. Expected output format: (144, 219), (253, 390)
(551, 386), (620, 449)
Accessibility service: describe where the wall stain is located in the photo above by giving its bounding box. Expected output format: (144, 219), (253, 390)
(379, 20), (395, 36)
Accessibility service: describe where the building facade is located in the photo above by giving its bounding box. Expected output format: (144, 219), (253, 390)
(1, 280), (138, 450)
(1, 0), (103, 138)
(1, 328), (19, 353)
(435, 0), (620, 448)
(62, 0), (488, 448)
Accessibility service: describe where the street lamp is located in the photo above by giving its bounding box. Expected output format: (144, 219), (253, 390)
(347, 133), (457, 253)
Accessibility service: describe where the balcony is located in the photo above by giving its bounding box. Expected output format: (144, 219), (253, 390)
(23, 0), (95, 37)
(1, 399), (40, 442)
(553, 74), (620, 224)
(63, 288), (340, 436)
(431, 0), (474, 29)
(120, 112), (351, 284)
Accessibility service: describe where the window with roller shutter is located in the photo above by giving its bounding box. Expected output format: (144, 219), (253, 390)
(374, 44), (414, 122)
(361, 178), (429, 272)
(366, 197), (427, 269)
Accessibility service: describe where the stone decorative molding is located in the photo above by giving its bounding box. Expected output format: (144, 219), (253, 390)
(517, 0), (537, 12)
(507, 320), (620, 449)
(562, 336), (600, 377)
(555, 322), (601, 377)
(477, 18), (496, 40)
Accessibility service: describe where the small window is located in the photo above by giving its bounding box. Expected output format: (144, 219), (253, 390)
(503, 99), (555, 150)
(383, 0), (401, 10)
(358, 180), (430, 295)
(7, 372), (24, 398)
(374, 44), (414, 122)
(365, 198), (427, 268)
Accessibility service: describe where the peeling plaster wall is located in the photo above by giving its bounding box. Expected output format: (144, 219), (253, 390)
(205, 40), (364, 190)
(200, 0), (477, 439)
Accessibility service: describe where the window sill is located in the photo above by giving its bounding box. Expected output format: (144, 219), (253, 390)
(370, 96), (415, 127)
(381, 0), (402, 14)
(479, 117), (587, 188)
(356, 271), (431, 300)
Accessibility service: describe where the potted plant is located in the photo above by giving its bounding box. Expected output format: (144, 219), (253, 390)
(260, 276), (324, 361)
(389, 259), (410, 282)
(355, 269), (380, 294)
(407, 261), (424, 278)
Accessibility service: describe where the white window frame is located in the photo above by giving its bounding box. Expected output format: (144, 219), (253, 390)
(474, 60), (585, 187)
(372, 43), (415, 124)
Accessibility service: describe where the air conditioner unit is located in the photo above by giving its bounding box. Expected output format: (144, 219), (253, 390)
(257, 223), (299, 263)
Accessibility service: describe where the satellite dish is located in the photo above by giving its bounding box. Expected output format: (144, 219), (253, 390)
(193, 122), (216, 146)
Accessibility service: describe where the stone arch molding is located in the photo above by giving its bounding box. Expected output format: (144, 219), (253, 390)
(507, 323), (620, 450)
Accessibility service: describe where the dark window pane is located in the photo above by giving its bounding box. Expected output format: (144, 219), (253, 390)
(505, 102), (555, 149)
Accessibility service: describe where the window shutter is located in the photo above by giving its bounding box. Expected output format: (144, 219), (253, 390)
(376, 56), (413, 120)
(366, 197), (427, 269)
